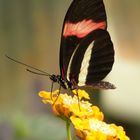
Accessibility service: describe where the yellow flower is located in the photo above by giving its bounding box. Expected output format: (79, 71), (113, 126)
(110, 124), (130, 140)
(38, 89), (130, 140)
(38, 89), (103, 120)
(70, 116), (130, 140)
(39, 90), (61, 104)
(39, 90), (73, 119)
(73, 89), (90, 100)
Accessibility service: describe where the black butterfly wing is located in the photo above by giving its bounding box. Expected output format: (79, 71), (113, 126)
(60, 0), (107, 80)
(67, 29), (115, 89)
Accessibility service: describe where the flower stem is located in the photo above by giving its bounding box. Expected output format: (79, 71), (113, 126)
(66, 120), (72, 140)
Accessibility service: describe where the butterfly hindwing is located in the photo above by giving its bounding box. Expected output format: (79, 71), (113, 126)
(85, 30), (114, 84)
(66, 29), (114, 88)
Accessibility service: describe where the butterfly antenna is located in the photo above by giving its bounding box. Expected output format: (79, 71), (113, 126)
(26, 68), (50, 76)
(5, 54), (51, 76)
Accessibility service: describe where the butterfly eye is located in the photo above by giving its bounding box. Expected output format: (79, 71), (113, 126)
(50, 75), (58, 82)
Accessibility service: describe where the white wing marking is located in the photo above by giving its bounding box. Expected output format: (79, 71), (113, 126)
(78, 41), (94, 86)
(66, 45), (79, 81)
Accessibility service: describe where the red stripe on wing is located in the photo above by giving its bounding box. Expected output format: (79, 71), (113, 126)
(63, 20), (106, 38)
(61, 68), (65, 79)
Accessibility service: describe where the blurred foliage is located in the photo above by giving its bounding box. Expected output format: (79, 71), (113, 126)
(0, 112), (68, 140)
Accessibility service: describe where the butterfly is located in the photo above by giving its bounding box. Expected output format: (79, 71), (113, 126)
(53, 0), (115, 90)
(6, 0), (115, 90)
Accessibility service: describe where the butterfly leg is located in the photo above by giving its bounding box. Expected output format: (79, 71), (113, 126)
(50, 81), (54, 100)
(71, 79), (81, 111)
(76, 87), (81, 111)
(52, 85), (61, 106)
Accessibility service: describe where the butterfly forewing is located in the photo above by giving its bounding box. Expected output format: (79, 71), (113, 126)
(60, 0), (107, 80)
(59, 0), (115, 89)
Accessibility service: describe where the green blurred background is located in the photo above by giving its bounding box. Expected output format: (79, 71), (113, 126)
(0, 0), (140, 139)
